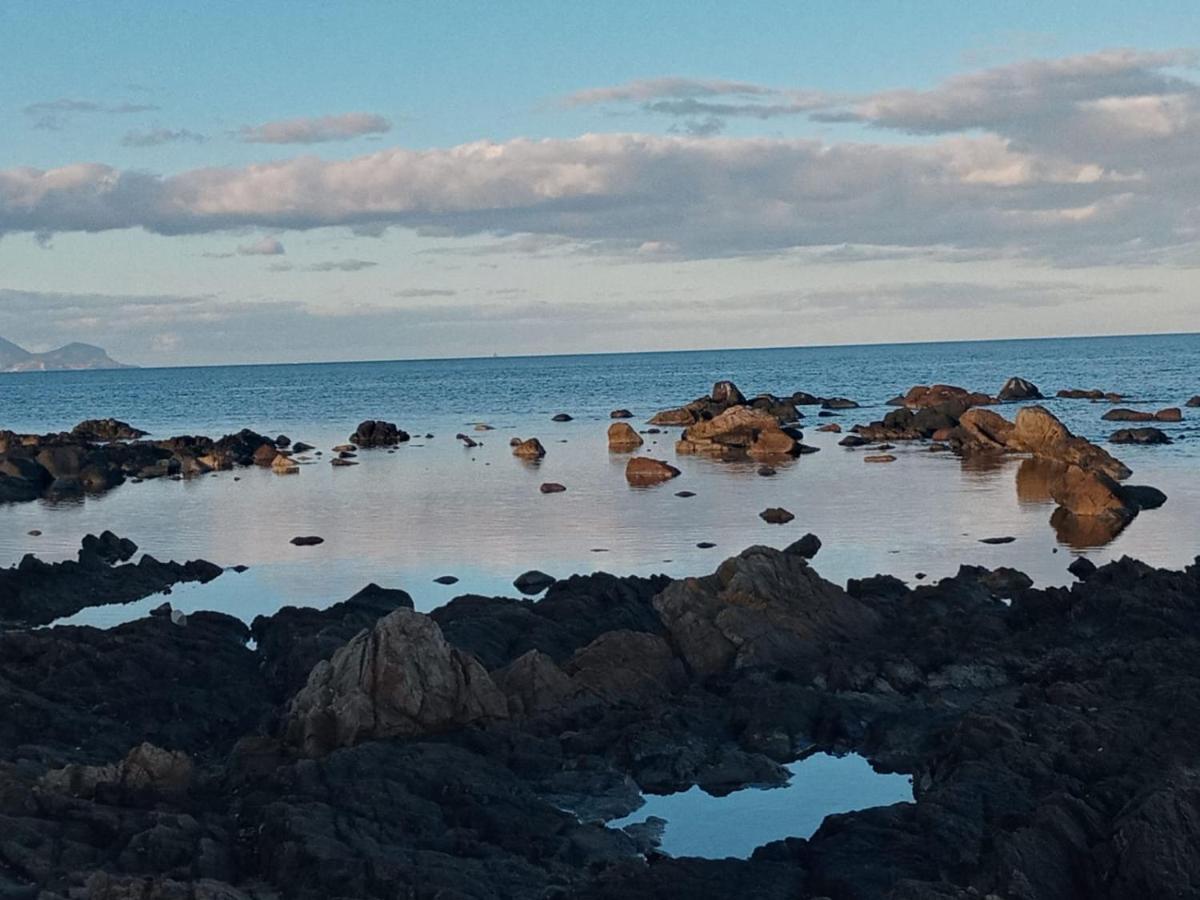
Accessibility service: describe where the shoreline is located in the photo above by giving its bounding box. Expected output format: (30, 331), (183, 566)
(1, 532), (1197, 897)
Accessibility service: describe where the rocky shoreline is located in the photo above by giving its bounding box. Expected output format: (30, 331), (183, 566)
(1, 529), (1199, 898)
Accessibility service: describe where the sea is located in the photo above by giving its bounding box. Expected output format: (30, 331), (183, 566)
(2, 332), (1197, 854)
(2, 333), (1198, 628)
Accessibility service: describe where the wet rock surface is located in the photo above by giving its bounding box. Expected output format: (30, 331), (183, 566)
(0, 532), (223, 627)
(1, 541), (1200, 897)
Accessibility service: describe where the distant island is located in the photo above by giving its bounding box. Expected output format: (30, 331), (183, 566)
(0, 336), (133, 373)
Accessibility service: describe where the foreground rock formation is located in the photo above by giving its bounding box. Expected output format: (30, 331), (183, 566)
(2, 541), (1200, 898)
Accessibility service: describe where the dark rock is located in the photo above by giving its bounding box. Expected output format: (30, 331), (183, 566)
(821, 397), (859, 410)
(1067, 556), (1098, 579)
(292, 441), (314, 452)
(514, 570), (556, 595)
(1110, 427), (1171, 445)
(979, 536), (1016, 544)
(71, 418), (148, 441)
(552, 413), (574, 422)
(289, 535), (324, 546)
(839, 435), (868, 447)
(997, 376), (1043, 401)
(513, 437), (547, 459)
(675, 490), (696, 497)
(540, 482), (567, 493)
(786, 533), (822, 559)
(456, 432), (479, 447)
(759, 507), (794, 524)
(349, 420), (410, 447)
(610, 409), (634, 418)
(434, 575), (459, 585)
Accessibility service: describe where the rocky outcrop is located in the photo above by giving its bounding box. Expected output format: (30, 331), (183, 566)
(653, 545), (881, 677)
(1008, 406), (1131, 479)
(71, 419), (148, 442)
(40, 742), (194, 800)
(1103, 407), (1181, 422)
(676, 406), (802, 459)
(0, 533), (223, 627)
(349, 419), (410, 447)
(607, 421), (644, 450)
(284, 608), (508, 756)
(625, 457), (681, 484)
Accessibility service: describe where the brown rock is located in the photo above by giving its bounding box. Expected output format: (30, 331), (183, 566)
(284, 608), (507, 756)
(1187, 395), (1200, 408)
(539, 482), (566, 493)
(997, 377), (1042, 401)
(252, 444), (278, 466)
(891, 384), (994, 409)
(1010, 406), (1131, 480)
(816, 423), (842, 433)
(864, 454), (897, 463)
(1156, 407), (1182, 422)
(957, 407), (1017, 449)
(676, 406), (798, 459)
(493, 650), (574, 717)
(512, 438), (546, 459)
(710, 380), (746, 406)
(759, 507), (795, 524)
(607, 422), (644, 450)
(564, 631), (687, 704)
(1049, 464), (1135, 520)
(610, 408), (634, 418)
(1103, 408), (1155, 422)
(648, 406), (699, 426)
(625, 457), (681, 485)
(271, 454), (299, 474)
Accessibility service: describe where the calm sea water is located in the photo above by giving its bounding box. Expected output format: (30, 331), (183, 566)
(2, 333), (1198, 627)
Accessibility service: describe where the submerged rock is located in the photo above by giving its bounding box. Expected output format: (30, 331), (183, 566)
(1111, 427), (1172, 445)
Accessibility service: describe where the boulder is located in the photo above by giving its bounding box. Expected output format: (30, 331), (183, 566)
(607, 422), (644, 450)
(539, 482), (566, 493)
(1156, 407), (1183, 422)
(711, 380), (746, 406)
(493, 650), (574, 716)
(648, 406), (699, 426)
(610, 409), (634, 418)
(512, 438), (546, 459)
(821, 397), (859, 410)
(1187, 395), (1200, 408)
(564, 630), (687, 704)
(676, 406), (799, 459)
(551, 413), (573, 422)
(284, 608), (507, 756)
(625, 457), (681, 485)
(652, 546), (881, 677)
(1111, 428), (1171, 445)
(1049, 465), (1135, 521)
(958, 408), (1017, 450)
(290, 536), (324, 546)
(817, 423), (842, 433)
(864, 454), (897, 463)
(1009, 406), (1131, 480)
(350, 420), (410, 447)
(997, 377), (1043, 401)
(252, 444), (278, 466)
(271, 454), (299, 474)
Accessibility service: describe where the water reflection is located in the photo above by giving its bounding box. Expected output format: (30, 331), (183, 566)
(1050, 507), (1128, 549)
(1014, 457), (1063, 505)
(607, 753), (912, 859)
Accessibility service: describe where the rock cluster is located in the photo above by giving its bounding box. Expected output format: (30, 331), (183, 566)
(349, 419), (410, 447)
(676, 405), (805, 459)
(648, 381), (844, 427)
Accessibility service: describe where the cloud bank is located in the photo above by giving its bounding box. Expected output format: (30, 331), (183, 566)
(3, 51), (1197, 266)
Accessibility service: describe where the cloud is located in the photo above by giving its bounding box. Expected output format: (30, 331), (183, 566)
(23, 97), (159, 130)
(305, 259), (377, 272)
(563, 77), (778, 106)
(236, 112), (392, 144)
(121, 128), (207, 147)
(3, 50), (1198, 266)
(236, 235), (286, 256)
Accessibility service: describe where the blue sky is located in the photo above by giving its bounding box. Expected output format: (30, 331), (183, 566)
(1, 2), (1198, 365)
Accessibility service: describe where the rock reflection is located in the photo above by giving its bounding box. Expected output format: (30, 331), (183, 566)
(1014, 457), (1067, 505)
(959, 452), (1010, 478)
(1050, 507), (1128, 549)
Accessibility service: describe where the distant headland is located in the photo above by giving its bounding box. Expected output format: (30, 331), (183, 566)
(0, 337), (132, 373)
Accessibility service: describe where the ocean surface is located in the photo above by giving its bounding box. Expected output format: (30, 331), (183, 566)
(2, 332), (1199, 628)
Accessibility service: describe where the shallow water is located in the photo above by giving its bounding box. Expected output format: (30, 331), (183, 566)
(607, 753), (913, 859)
(3, 334), (1199, 628)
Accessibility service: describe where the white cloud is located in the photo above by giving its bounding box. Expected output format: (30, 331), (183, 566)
(236, 235), (286, 256)
(236, 112), (392, 144)
(122, 128), (207, 147)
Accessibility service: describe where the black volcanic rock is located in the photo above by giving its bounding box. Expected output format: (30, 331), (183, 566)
(0, 534), (223, 627)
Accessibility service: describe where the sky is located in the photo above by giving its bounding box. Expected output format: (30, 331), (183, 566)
(1, 1), (1198, 366)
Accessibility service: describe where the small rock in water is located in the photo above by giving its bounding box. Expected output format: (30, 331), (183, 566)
(290, 535), (324, 546)
(332, 444), (356, 453)
(275, 435), (291, 448)
(27, 529), (41, 536)
(759, 507), (794, 524)
(433, 575), (459, 585)
(330, 458), (358, 467)
(551, 413), (573, 422)
(540, 482), (566, 493)
(474, 423), (495, 432)
(864, 454), (897, 463)
(817, 423), (842, 433)
(696, 541), (717, 549)
(675, 490), (696, 498)
(979, 536), (1016, 545)
(514, 570), (555, 595)
(456, 433), (478, 448)
(757, 465), (776, 477)
(915, 572), (927, 580)
(292, 442), (314, 453)
(513, 438), (547, 459)
(839, 435), (868, 447)
(610, 408), (634, 418)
